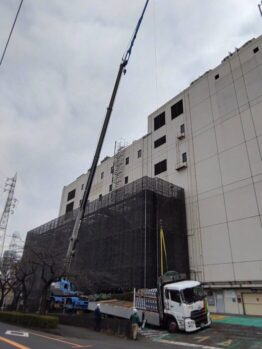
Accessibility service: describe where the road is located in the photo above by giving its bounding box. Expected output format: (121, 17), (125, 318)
(0, 321), (176, 349)
(1, 321), (262, 349)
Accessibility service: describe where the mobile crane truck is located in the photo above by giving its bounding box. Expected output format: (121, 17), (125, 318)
(48, 278), (88, 312)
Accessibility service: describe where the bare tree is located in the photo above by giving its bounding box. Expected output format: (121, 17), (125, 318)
(12, 260), (37, 311)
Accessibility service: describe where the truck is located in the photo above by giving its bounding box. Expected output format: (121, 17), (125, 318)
(135, 271), (211, 333)
(48, 278), (88, 312)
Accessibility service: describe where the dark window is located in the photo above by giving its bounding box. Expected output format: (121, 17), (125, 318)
(109, 184), (112, 192)
(182, 152), (187, 163)
(125, 157), (129, 165)
(215, 74), (219, 80)
(110, 166), (114, 174)
(67, 189), (75, 201)
(138, 149), (142, 158)
(180, 124), (185, 134)
(170, 290), (181, 303)
(79, 199), (82, 206)
(253, 46), (259, 54)
(154, 135), (166, 148)
(125, 176), (128, 184)
(65, 201), (74, 214)
(154, 112), (165, 131)
(154, 159), (167, 175)
(81, 184), (84, 190)
(171, 100), (183, 120)
(99, 194), (102, 201)
(165, 289), (169, 299)
(101, 172), (104, 179)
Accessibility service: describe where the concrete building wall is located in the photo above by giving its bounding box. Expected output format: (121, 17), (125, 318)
(58, 36), (262, 307)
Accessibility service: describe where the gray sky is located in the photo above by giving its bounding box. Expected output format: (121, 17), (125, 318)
(0, 0), (261, 248)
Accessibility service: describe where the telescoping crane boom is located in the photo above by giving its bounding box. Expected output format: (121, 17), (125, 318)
(66, 0), (150, 273)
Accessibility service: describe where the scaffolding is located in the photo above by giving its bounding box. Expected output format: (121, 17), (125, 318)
(112, 139), (128, 190)
(25, 177), (189, 295)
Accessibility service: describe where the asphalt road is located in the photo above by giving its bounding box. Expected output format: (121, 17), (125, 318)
(1, 321), (262, 349)
(0, 321), (175, 349)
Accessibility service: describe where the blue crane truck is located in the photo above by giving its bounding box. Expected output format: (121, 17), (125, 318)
(48, 278), (88, 312)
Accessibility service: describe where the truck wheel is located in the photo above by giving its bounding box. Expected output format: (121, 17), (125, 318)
(168, 319), (178, 333)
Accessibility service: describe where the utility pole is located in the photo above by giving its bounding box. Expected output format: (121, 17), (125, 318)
(258, 1), (262, 16)
(0, 173), (17, 258)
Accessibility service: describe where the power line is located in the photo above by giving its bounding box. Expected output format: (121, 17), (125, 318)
(0, 0), (24, 67)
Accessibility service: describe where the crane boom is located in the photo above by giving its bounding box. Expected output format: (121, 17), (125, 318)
(66, 0), (150, 273)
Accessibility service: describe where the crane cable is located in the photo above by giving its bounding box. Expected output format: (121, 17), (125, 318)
(0, 0), (24, 67)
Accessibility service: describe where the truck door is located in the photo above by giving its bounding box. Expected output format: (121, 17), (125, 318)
(166, 289), (184, 328)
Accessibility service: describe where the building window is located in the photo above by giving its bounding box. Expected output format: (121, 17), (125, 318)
(154, 159), (167, 175)
(154, 135), (166, 149)
(138, 149), (142, 158)
(154, 112), (165, 131)
(253, 46), (259, 54)
(109, 184), (112, 192)
(171, 100), (183, 120)
(65, 201), (74, 214)
(101, 172), (104, 179)
(81, 184), (84, 190)
(215, 74), (219, 80)
(99, 194), (102, 201)
(182, 152), (187, 163)
(125, 157), (129, 165)
(67, 189), (76, 201)
(79, 199), (82, 207)
(110, 166), (114, 174)
(125, 176), (128, 184)
(180, 124), (185, 134)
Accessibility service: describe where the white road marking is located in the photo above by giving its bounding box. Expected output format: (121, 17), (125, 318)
(5, 330), (29, 337)
(157, 339), (221, 349)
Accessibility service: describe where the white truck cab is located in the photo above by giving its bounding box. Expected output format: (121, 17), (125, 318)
(163, 280), (211, 332)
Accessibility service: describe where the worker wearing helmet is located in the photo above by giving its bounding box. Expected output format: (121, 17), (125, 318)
(130, 308), (140, 340)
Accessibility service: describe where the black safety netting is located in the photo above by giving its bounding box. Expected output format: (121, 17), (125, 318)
(24, 176), (189, 296)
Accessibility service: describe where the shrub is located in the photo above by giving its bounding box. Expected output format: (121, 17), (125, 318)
(0, 312), (58, 329)
(113, 292), (133, 301)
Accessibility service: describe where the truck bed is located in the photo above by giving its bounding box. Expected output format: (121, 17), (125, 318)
(88, 300), (160, 326)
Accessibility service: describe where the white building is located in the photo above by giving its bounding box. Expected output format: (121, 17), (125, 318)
(59, 35), (262, 315)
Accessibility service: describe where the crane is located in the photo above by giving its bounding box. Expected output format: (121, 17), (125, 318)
(65, 1), (150, 273)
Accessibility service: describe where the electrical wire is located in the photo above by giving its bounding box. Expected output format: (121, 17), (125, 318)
(0, 0), (24, 67)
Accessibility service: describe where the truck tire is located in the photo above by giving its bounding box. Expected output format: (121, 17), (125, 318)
(167, 319), (178, 333)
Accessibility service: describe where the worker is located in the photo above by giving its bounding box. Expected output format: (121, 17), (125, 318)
(94, 303), (102, 331)
(130, 308), (140, 340)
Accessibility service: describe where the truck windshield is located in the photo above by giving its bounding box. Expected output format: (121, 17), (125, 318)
(182, 286), (205, 304)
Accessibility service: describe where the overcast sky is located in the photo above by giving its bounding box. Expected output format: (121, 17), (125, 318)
(0, 0), (261, 249)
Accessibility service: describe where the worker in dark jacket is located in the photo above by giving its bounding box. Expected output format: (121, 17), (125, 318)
(94, 303), (102, 331)
(130, 308), (140, 340)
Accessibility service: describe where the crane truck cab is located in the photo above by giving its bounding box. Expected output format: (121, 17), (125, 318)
(49, 278), (88, 312)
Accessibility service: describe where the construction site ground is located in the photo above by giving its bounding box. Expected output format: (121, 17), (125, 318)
(140, 313), (262, 349)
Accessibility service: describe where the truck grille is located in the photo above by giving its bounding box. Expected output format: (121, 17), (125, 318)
(190, 308), (207, 327)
